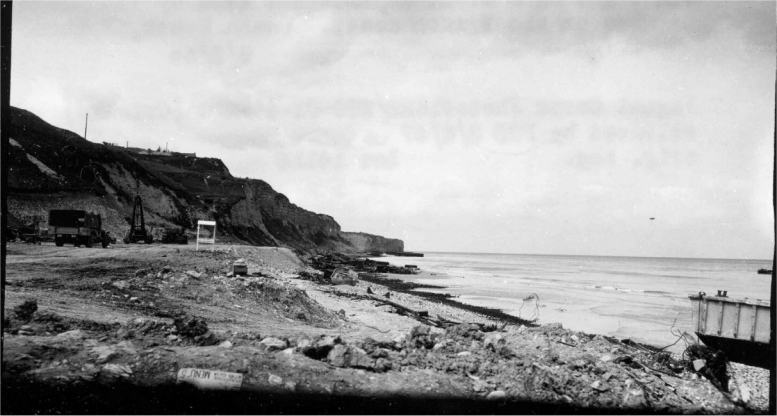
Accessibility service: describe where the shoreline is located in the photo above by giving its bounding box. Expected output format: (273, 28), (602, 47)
(367, 253), (772, 356)
(357, 273), (538, 326)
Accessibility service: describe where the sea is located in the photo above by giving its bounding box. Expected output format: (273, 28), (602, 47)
(370, 252), (773, 353)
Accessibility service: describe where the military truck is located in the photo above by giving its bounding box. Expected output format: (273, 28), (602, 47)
(49, 209), (111, 248)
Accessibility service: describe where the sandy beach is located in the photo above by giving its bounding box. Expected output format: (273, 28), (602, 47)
(2, 243), (771, 413)
(370, 252), (773, 355)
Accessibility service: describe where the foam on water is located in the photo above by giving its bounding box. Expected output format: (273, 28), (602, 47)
(371, 252), (772, 352)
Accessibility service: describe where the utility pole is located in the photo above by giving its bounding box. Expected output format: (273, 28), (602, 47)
(83, 113), (88, 140)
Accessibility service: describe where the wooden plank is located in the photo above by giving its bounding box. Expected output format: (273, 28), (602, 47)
(733, 303), (741, 338)
(177, 368), (243, 390)
(700, 301), (708, 334)
(750, 304), (758, 341)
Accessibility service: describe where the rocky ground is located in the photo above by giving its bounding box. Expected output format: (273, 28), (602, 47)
(2, 243), (772, 414)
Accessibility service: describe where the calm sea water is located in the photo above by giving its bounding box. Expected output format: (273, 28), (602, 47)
(372, 252), (773, 352)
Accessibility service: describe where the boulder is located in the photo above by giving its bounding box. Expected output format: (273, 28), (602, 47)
(54, 329), (87, 341)
(13, 300), (38, 321)
(409, 325), (435, 348)
(486, 390), (506, 400)
(267, 373), (283, 385)
(327, 345), (374, 369)
(91, 345), (119, 364)
(473, 379), (489, 393)
(622, 388), (647, 408)
(374, 358), (392, 372)
(483, 332), (506, 351)
(591, 380), (610, 392)
(193, 331), (220, 346)
(260, 337), (288, 352)
(296, 337), (312, 349)
(330, 268), (358, 286)
(102, 363), (133, 378)
(327, 344), (349, 367)
(111, 280), (130, 290)
(301, 335), (339, 359)
(411, 325), (431, 337)
(174, 315), (209, 338)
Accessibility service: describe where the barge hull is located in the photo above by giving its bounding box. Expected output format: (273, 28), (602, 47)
(696, 333), (773, 369)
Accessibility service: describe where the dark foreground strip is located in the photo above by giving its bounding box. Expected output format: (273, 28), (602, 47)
(1, 377), (676, 415)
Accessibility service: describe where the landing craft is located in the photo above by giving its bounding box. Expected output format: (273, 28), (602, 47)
(688, 291), (772, 369)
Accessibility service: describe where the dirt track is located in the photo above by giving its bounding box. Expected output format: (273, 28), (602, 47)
(1, 243), (768, 414)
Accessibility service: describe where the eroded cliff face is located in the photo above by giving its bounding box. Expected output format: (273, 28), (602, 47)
(6, 106), (403, 253)
(222, 179), (347, 252)
(341, 232), (404, 253)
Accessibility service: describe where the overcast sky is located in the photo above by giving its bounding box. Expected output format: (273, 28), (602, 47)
(11, 1), (775, 258)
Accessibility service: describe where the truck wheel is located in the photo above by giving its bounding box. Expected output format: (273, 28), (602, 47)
(55, 238), (64, 247)
(102, 238), (109, 248)
(85, 238), (93, 248)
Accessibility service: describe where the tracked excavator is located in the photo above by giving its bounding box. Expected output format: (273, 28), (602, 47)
(124, 195), (153, 244)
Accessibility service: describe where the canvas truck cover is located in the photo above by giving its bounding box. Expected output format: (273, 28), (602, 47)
(49, 210), (101, 229)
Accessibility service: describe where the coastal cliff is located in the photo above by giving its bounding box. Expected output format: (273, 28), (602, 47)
(341, 232), (404, 253)
(6, 106), (402, 253)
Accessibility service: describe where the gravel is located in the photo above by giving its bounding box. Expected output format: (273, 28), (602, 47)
(728, 362), (770, 411)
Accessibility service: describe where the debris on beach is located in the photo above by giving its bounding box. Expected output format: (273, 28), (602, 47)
(311, 253), (419, 275)
(2, 244), (769, 414)
(684, 344), (729, 391)
(13, 299), (38, 321)
(329, 267), (359, 285)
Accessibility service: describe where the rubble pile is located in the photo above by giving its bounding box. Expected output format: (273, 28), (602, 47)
(1, 303), (757, 414)
(289, 323), (745, 412)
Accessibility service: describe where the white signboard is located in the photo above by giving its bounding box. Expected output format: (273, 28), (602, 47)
(196, 220), (216, 251)
(176, 368), (243, 390)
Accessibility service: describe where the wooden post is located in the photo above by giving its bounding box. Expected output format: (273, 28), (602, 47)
(770, 62), (776, 415)
(1, 0), (13, 339)
(84, 113), (88, 139)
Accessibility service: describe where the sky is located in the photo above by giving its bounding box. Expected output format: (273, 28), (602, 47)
(10, 1), (775, 259)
